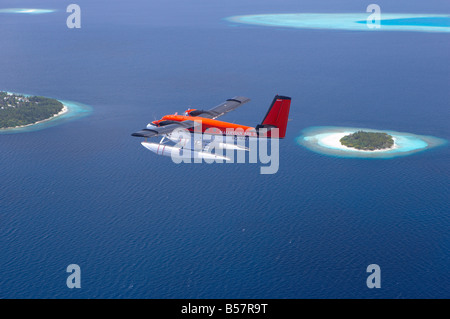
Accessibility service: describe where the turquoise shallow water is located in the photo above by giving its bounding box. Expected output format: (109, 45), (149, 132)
(227, 13), (450, 33)
(0, 92), (92, 134)
(0, 8), (55, 14)
(298, 126), (447, 159)
(356, 17), (450, 28)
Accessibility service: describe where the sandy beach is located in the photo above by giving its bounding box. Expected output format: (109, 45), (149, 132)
(317, 131), (398, 153)
(1, 104), (69, 130)
(298, 126), (443, 159)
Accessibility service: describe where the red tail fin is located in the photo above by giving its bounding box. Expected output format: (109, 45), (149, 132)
(257, 95), (291, 138)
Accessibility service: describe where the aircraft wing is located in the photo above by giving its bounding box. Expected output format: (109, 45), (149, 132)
(131, 96), (250, 138)
(189, 96), (251, 119)
(131, 120), (196, 138)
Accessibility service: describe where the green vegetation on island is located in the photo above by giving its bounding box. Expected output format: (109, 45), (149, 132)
(0, 92), (64, 129)
(340, 131), (394, 151)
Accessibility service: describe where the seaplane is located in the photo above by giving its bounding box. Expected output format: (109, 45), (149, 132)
(131, 95), (291, 161)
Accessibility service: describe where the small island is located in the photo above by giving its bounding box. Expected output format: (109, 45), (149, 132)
(298, 126), (445, 159)
(0, 91), (65, 129)
(340, 131), (394, 151)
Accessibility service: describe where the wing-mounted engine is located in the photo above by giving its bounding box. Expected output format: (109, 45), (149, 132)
(159, 120), (179, 126)
(184, 108), (214, 117)
(132, 95), (251, 138)
(188, 110), (214, 117)
(184, 108), (196, 116)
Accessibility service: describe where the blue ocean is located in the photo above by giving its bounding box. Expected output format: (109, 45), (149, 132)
(0, 0), (448, 298)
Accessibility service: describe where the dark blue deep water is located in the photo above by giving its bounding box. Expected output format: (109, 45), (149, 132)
(0, 0), (449, 298)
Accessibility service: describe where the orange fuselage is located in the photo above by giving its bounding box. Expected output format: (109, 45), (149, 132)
(161, 115), (258, 137)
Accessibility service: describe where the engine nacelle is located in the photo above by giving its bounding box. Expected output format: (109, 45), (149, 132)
(184, 108), (197, 116)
